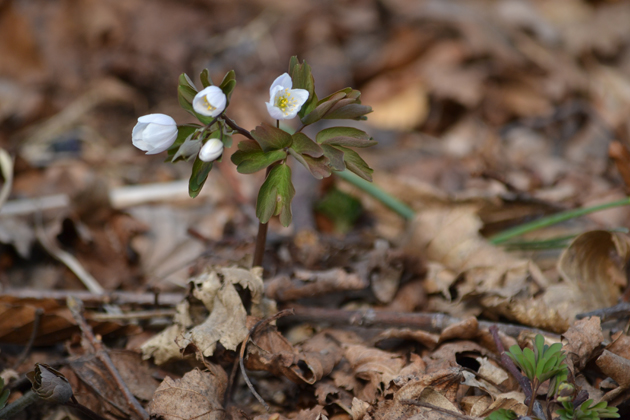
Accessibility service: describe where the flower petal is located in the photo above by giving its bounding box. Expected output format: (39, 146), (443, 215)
(289, 88), (309, 108)
(137, 113), (176, 126)
(266, 101), (286, 120)
(269, 73), (292, 97)
(193, 86), (227, 117)
(199, 138), (224, 162)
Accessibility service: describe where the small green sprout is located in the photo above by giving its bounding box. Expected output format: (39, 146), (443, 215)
(556, 399), (619, 420)
(486, 408), (519, 420)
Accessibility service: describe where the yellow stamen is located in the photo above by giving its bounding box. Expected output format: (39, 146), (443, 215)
(204, 96), (216, 112)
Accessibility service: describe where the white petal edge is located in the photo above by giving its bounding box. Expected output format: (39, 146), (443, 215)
(266, 101), (287, 120)
(269, 73), (292, 97)
(137, 113), (176, 126)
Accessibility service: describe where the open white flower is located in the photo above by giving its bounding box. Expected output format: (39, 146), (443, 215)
(132, 113), (178, 155)
(193, 86), (227, 118)
(199, 138), (224, 162)
(265, 73), (309, 120)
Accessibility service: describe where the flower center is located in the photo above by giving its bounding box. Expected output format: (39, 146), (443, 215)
(203, 96), (217, 112)
(275, 89), (298, 116)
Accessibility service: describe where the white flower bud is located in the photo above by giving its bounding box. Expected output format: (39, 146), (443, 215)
(193, 86), (227, 118)
(199, 138), (223, 162)
(132, 113), (178, 155)
(265, 73), (309, 120)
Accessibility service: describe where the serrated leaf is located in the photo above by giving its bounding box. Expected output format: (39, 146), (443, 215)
(189, 156), (213, 198)
(338, 146), (373, 181)
(291, 133), (323, 157)
(256, 164), (295, 227)
(231, 143), (287, 174)
(288, 149), (331, 180)
(200, 68), (213, 88)
(321, 144), (345, 171)
(316, 126), (377, 148)
(288, 57), (317, 119)
(251, 123), (293, 151)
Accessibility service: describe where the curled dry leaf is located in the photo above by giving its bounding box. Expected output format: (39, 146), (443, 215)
(558, 230), (630, 313)
(596, 350), (630, 405)
(26, 363), (73, 404)
(149, 367), (227, 420)
(245, 322), (342, 385)
(142, 266), (277, 363)
(606, 331), (630, 360)
(562, 316), (604, 372)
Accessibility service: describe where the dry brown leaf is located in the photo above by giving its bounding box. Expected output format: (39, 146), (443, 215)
(596, 350), (630, 405)
(478, 391), (527, 417)
(562, 316), (604, 372)
(557, 230), (630, 314)
(141, 267), (276, 363)
(606, 331), (630, 360)
(351, 397), (371, 420)
(373, 328), (439, 350)
(148, 367), (227, 420)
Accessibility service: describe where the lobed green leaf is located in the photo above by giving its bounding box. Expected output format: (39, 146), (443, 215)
(338, 146), (373, 181)
(291, 133), (324, 157)
(256, 164), (295, 227)
(189, 156), (213, 198)
(251, 124), (293, 151)
(200, 68), (213, 88)
(316, 127), (377, 148)
(288, 149), (331, 180)
(289, 56), (317, 119)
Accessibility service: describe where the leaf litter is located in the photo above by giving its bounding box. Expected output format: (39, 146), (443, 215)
(2, 0), (630, 419)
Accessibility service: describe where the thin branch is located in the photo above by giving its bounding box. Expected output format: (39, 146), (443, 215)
(239, 309), (295, 411)
(2, 289), (184, 307)
(67, 297), (149, 420)
(286, 306), (559, 338)
(489, 326), (532, 398)
(223, 115), (255, 141)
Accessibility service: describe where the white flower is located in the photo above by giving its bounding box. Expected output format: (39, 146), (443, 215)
(265, 73), (309, 120)
(193, 86), (227, 118)
(132, 113), (178, 155)
(199, 138), (223, 162)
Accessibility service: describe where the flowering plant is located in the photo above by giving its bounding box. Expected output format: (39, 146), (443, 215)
(132, 57), (375, 265)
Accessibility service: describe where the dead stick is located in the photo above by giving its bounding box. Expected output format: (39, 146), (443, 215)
(67, 296), (149, 420)
(239, 309), (295, 411)
(2, 288), (184, 307)
(286, 306), (560, 338)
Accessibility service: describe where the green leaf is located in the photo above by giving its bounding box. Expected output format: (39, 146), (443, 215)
(219, 70), (236, 104)
(289, 56), (317, 119)
(316, 127), (377, 148)
(485, 408), (518, 420)
(179, 73), (198, 92)
(251, 123), (293, 151)
(256, 164), (295, 227)
(189, 156), (213, 198)
(338, 146), (373, 181)
(535, 334), (546, 359)
(0, 388), (8, 409)
(301, 91), (347, 126)
(324, 101), (373, 120)
(522, 347), (537, 380)
(288, 149), (331, 180)
(167, 125), (201, 162)
(321, 144), (345, 171)
(231, 140), (287, 174)
(200, 68), (213, 88)
(291, 133), (324, 157)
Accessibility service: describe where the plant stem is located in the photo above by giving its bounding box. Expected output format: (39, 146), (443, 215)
(223, 115), (255, 141)
(334, 170), (415, 220)
(0, 390), (40, 419)
(252, 166), (273, 268)
(489, 197), (630, 245)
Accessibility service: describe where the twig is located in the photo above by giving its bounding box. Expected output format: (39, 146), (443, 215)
(286, 306), (559, 339)
(1, 288), (184, 307)
(400, 399), (476, 420)
(223, 115), (255, 141)
(67, 297), (149, 420)
(89, 309), (176, 321)
(576, 302), (630, 321)
(12, 308), (43, 370)
(239, 309), (295, 411)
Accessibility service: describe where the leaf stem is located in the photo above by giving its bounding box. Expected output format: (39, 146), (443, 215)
(223, 115), (255, 141)
(489, 197), (630, 245)
(252, 166), (273, 268)
(334, 170), (415, 220)
(0, 390), (39, 419)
